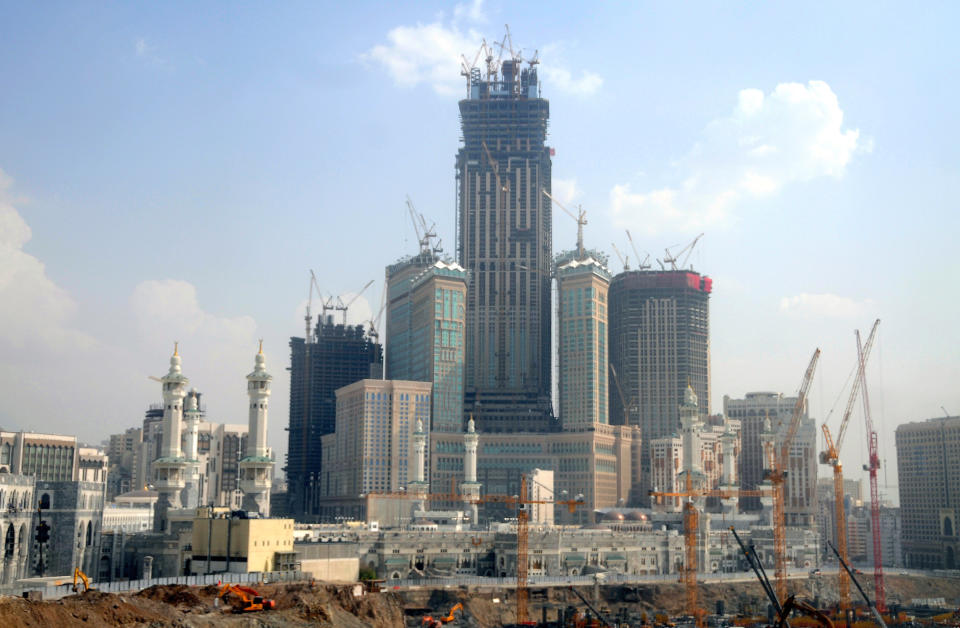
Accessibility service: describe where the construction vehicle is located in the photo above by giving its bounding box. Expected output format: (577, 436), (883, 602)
(71, 567), (94, 593)
(217, 583), (276, 612)
(819, 320), (880, 611)
(422, 602), (463, 627)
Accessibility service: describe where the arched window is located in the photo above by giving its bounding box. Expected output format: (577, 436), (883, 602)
(39, 493), (50, 509)
(0, 442), (11, 465)
(945, 517), (954, 538)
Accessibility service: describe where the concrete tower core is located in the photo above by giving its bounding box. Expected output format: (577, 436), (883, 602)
(240, 342), (273, 516)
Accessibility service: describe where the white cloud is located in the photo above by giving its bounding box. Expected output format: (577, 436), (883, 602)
(363, 5), (601, 97)
(0, 169), (94, 351)
(779, 293), (872, 319)
(611, 81), (864, 234)
(551, 177), (579, 206)
(135, 38), (149, 56)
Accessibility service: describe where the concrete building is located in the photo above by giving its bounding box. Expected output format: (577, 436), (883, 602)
(896, 415), (960, 568)
(527, 468), (554, 526)
(555, 250), (611, 431)
(816, 476), (862, 557)
(286, 321), (382, 517)
(190, 512), (295, 574)
(608, 270), (712, 504)
(315, 379), (432, 520)
(650, 392), (741, 513)
(106, 426), (142, 500)
(131, 405), (164, 493)
(724, 392), (818, 526)
(430, 423), (638, 517)
(386, 257), (468, 434)
(239, 343), (274, 516)
(457, 49), (554, 433)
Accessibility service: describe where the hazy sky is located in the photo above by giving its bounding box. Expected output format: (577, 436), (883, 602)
(1, 1), (957, 500)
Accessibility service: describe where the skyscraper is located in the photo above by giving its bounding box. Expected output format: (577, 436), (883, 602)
(456, 53), (554, 432)
(286, 320), (382, 517)
(386, 256), (467, 433)
(608, 269), (712, 503)
(555, 249), (611, 431)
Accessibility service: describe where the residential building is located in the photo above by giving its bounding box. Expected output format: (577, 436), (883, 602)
(315, 379), (432, 521)
(456, 50), (554, 433)
(555, 250), (611, 431)
(895, 415), (960, 568)
(608, 270), (712, 503)
(286, 321), (382, 517)
(386, 257), (467, 434)
(724, 391), (818, 526)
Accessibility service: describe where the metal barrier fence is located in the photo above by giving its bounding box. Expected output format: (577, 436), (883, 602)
(0, 570), (305, 601)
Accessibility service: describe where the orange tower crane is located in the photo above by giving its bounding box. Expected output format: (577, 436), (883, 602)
(819, 319), (880, 611)
(766, 348), (821, 603)
(479, 474), (582, 625)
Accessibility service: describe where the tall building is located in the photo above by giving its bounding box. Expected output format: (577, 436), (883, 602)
(555, 250), (611, 431)
(153, 345), (189, 532)
(286, 320), (382, 517)
(456, 52), (554, 432)
(608, 270), (712, 502)
(724, 392), (817, 525)
(386, 256), (467, 433)
(316, 379), (432, 521)
(896, 415), (960, 568)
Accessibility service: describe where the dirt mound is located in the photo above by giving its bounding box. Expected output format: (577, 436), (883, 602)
(137, 584), (204, 608)
(0, 590), (176, 628)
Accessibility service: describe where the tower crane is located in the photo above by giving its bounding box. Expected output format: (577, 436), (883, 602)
(857, 325), (886, 611)
(608, 363), (635, 425)
(626, 230), (651, 270)
(766, 348), (821, 603)
(542, 188), (587, 260)
(304, 270), (317, 343)
(366, 281), (388, 345)
(610, 242), (630, 272)
(663, 233), (704, 271)
(334, 280), (374, 325)
(819, 319), (880, 611)
(406, 196), (442, 255)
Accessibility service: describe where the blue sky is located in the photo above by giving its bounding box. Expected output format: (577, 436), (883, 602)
(1, 1), (957, 499)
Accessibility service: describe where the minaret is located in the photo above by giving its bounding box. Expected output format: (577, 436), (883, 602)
(679, 384), (706, 493)
(408, 418), (428, 514)
(153, 343), (189, 532)
(240, 341), (273, 516)
(719, 427), (738, 515)
(460, 417), (481, 525)
(182, 389), (202, 509)
(758, 410), (775, 525)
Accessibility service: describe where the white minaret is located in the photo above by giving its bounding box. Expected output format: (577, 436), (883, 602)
(759, 410), (776, 525)
(153, 343), (189, 532)
(460, 417), (481, 526)
(182, 389), (202, 508)
(240, 341), (274, 516)
(719, 428), (738, 515)
(408, 418), (429, 514)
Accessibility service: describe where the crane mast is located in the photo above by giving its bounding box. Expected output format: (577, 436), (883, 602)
(819, 318), (879, 611)
(857, 328), (886, 611)
(768, 348), (820, 603)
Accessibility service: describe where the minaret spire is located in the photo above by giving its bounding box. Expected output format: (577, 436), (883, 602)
(240, 343), (274, 516)
(152, 344), (189, 531)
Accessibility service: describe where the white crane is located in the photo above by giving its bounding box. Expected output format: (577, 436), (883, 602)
(542, 188), (587, 260)
(663, 233), (704, 271)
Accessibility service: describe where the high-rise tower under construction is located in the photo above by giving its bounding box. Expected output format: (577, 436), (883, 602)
(456, 53), (554, 432)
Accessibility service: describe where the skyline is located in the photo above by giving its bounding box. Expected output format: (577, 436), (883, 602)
(1, 2), (958, 502)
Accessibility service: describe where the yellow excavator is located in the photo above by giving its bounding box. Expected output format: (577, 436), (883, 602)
(72, 567), (94, 593)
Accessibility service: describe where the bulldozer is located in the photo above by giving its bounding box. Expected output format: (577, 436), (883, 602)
(422, 602), (463, 627)
(217, 583), (276, 612)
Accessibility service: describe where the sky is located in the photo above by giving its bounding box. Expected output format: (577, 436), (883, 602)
(1, 1), (958, 502)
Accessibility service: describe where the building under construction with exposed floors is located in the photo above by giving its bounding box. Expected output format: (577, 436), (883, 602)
(456, 51), (554, 433)
(608, 269), (712, 504)
(285, 320), (382, 518)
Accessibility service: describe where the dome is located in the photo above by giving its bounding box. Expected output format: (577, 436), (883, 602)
(604, 511), (626, 521)
(625, 511), (647, 522)
(684, 384), (698, 407)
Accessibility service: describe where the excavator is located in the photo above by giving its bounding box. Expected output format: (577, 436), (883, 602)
(217, 583), (276, 612)
(422, 602), (463, 627)
(72, 567), (94, 593)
